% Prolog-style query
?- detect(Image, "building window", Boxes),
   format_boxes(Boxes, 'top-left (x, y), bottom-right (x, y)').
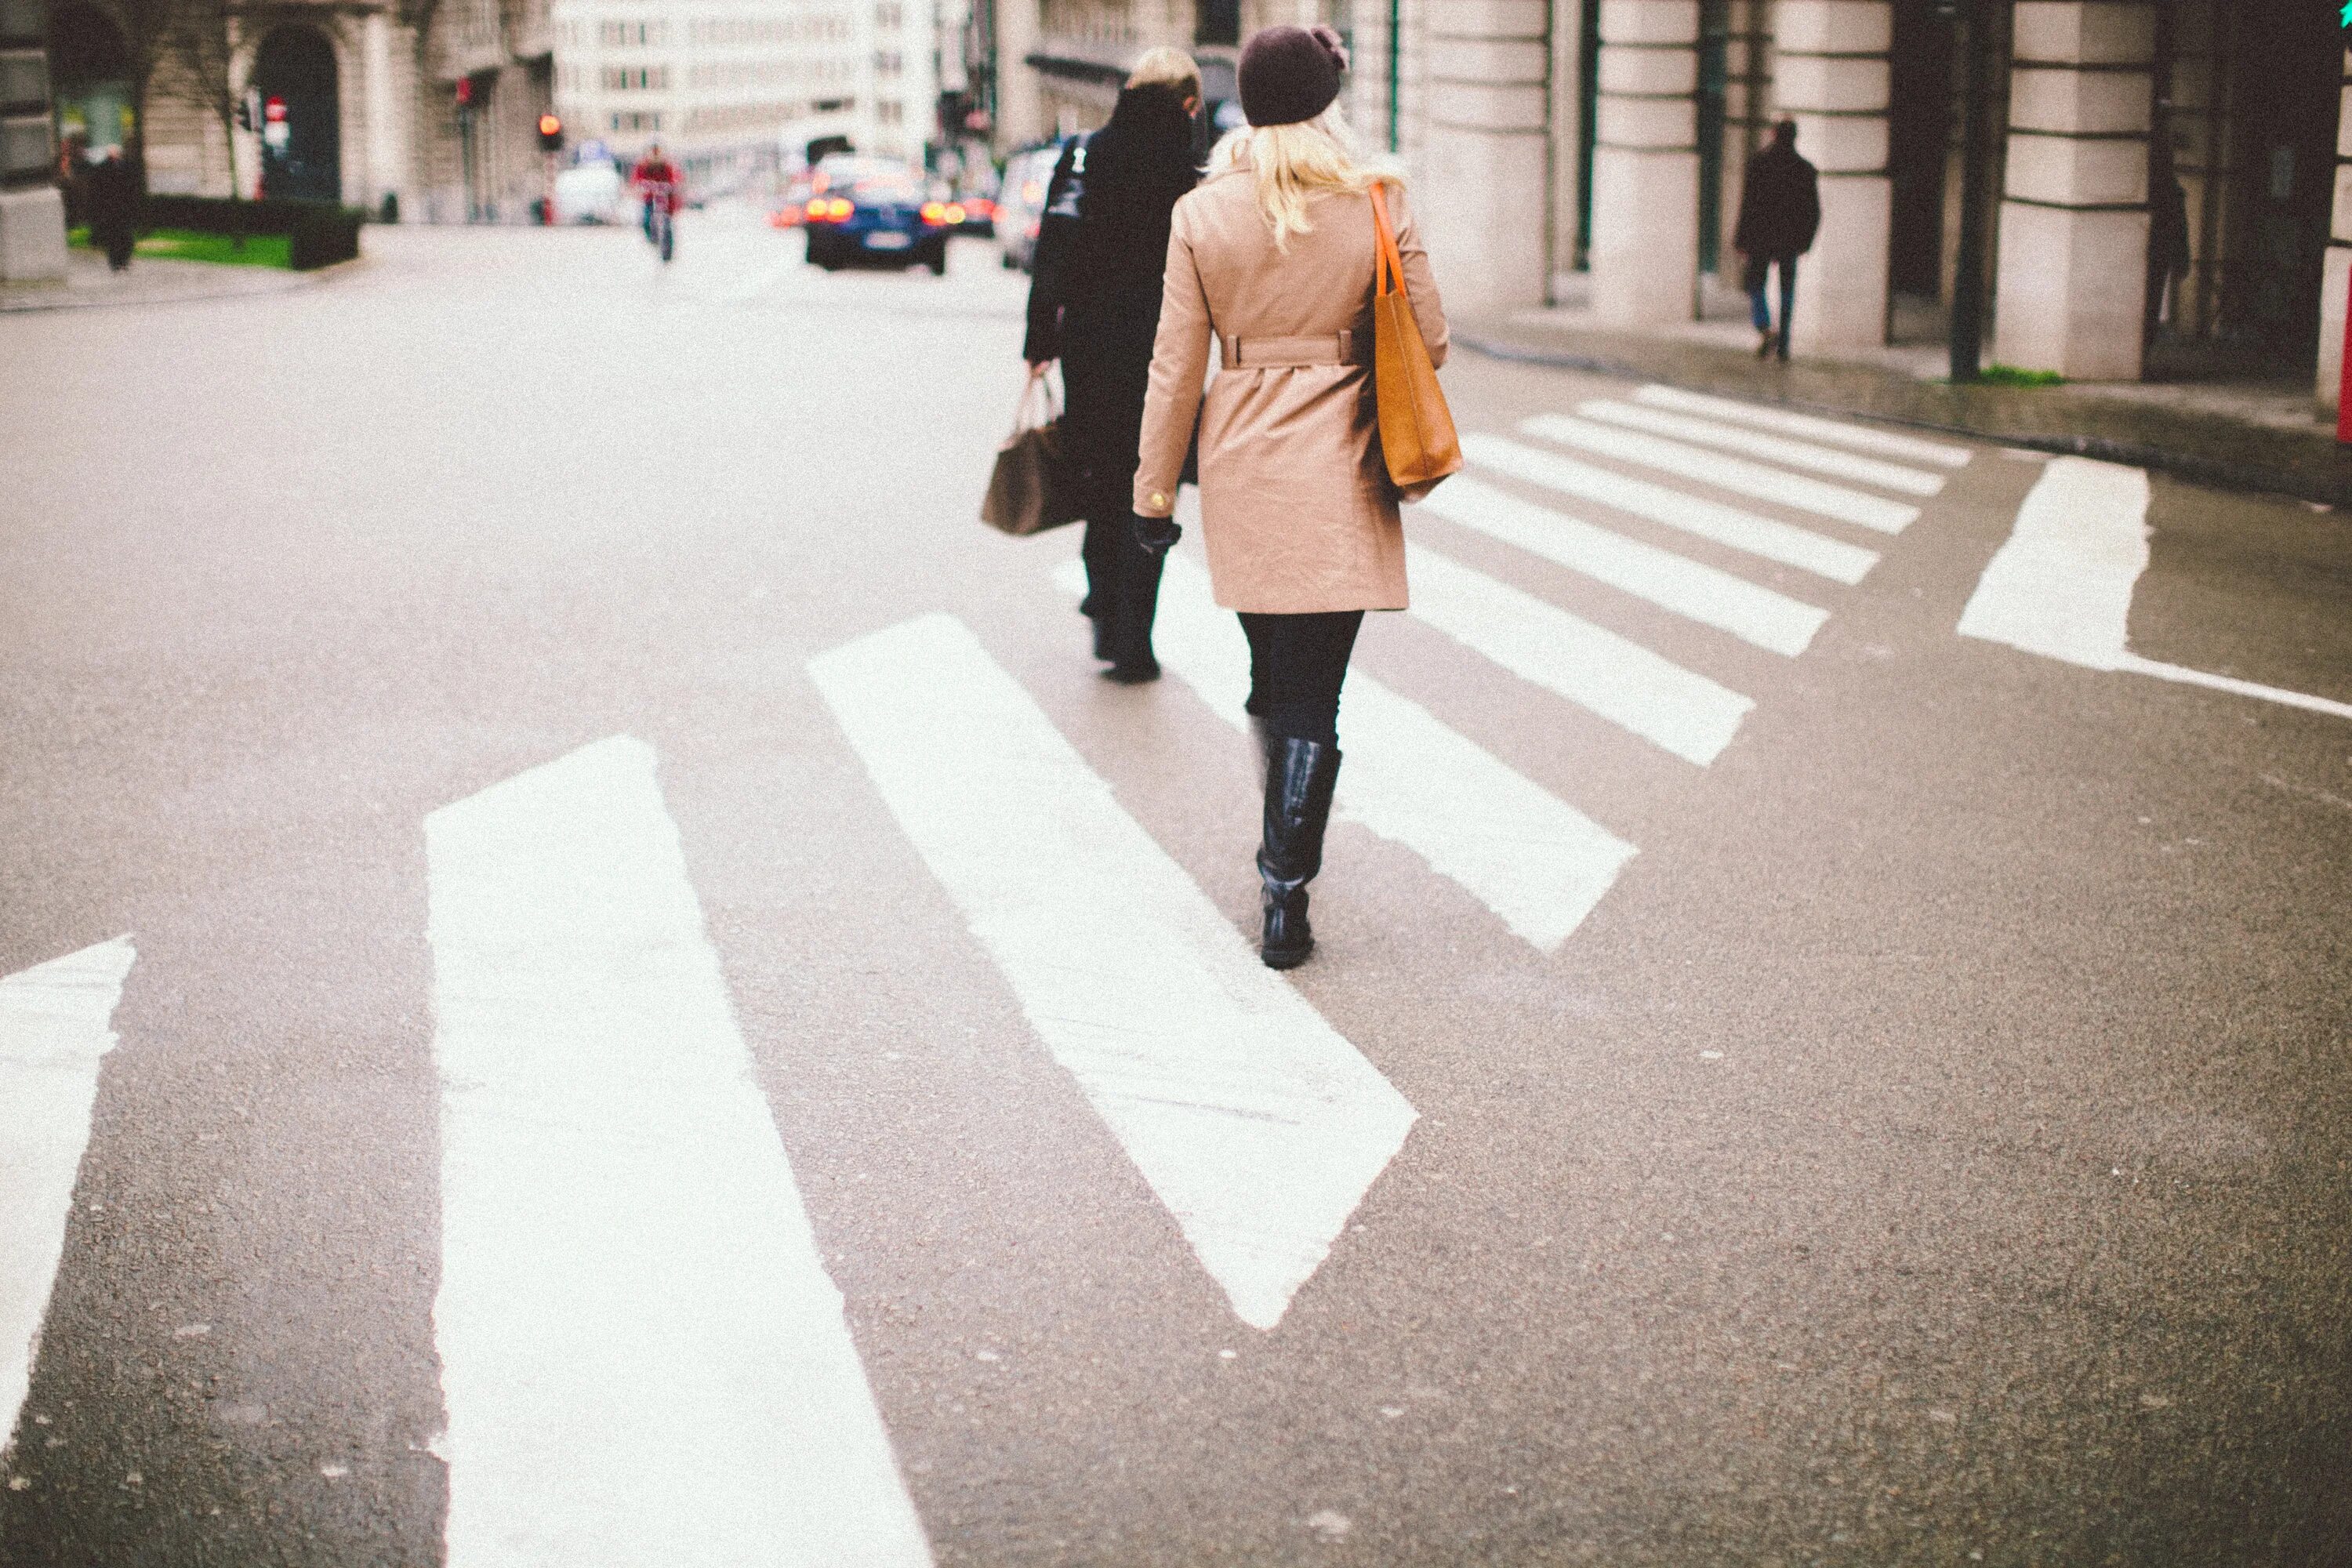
top-left (876, 50), bottom-right (902, 76)
top-left (877, 100), bottom-right (902, 125)
top-left (877, 2), bottom-right (902, 27)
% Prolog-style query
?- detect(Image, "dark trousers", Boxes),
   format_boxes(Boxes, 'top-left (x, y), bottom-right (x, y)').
top-left (1748, 255), bottom-right (1796, 354)
top-left (1080, 513), bottom-right (1164, 662)
top-left (1240, 610), bottom-right (1365, 746)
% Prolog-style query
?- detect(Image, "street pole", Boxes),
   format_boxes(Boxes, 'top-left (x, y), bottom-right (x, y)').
top-left (1947, 0), bottom-right (1994, 383)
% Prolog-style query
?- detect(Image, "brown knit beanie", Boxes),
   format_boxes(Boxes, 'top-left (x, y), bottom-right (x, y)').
top-left (1237, 24), bottom-right (1349, 127)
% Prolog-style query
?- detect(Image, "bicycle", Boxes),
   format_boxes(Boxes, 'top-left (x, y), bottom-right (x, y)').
top-left (641, 182), bottom-right (676, 263)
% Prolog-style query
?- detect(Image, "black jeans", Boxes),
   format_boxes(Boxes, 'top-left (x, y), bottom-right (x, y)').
top-left (1748, 255), bottom-right (1796, 354)
top-left (1080, 514), bottom-right (1164, 662)
top-left (1240, 611), bottom-right (1365, 746)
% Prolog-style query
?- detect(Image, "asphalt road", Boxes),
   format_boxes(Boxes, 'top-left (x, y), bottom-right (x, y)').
top-left (2, 209), bottom-right (2350, 1568)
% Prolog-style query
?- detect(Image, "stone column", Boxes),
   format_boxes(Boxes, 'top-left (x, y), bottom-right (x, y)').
top-left (1591, 0), bottom-right (1699, 326)
top-left (1415, 0), bottom-right (1550, 318)
top-left (0, 0), bottom-right (67, 282)
top-left (365, 9), bottom-right (408, 216)
top-left (2317, 49), bottom-right (2352, 411)
top-left (1993, 0), bottom-right (2155, 382)
top-left (1772, 0), bottom-right (1890, 354)
top-left (993, 0), bottom-right (1044, 148)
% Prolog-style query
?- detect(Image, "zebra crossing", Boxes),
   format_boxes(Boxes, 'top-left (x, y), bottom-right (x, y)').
top-left (0, 385), bottom-right (1973, 1563)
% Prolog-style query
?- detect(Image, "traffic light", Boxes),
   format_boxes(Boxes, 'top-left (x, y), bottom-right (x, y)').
top-left (538, 114), bottom-right (564, 153)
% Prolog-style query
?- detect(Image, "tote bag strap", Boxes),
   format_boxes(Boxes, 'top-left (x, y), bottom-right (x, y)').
top-left (1369, 182), bottom-right (1408, 303)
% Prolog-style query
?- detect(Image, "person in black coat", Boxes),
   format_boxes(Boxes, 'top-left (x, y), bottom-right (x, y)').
top-left (1023, 50), bottom-right (1203, 684)
top-left (1732, 120), bottom-right (1820, 361)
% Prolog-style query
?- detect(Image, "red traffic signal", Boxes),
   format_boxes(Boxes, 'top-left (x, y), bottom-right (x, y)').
top-left (263, 96), bottom-right (286, 122)
top-left (537, 113), bottom-right (564, 152)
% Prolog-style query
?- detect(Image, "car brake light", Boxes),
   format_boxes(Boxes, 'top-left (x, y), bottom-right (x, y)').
top-left (920, 201), bottom-right (948, 225)
top-left (946, 203), bottom-right (967, 224)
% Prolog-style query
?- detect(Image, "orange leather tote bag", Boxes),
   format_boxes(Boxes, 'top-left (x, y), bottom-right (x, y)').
top-left (1369, 183), bottom-right (1461, 492)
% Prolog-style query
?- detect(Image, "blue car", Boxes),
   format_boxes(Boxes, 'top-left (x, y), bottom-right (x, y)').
top-left (802, 158), bottom-right (952, 275)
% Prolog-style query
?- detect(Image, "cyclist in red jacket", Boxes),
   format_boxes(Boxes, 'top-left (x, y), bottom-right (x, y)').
top-left (630, 144), bottom-right (683, 229)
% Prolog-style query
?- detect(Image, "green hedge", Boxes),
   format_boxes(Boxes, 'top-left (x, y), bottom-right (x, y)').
top-left (136, 195), bottom-right (367, 270)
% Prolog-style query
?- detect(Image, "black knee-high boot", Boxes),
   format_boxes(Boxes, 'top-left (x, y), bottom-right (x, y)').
top-left (1257, 731), bottom-right (1341, 970)
top-left (1101, 546), bottom-right (1165, 684)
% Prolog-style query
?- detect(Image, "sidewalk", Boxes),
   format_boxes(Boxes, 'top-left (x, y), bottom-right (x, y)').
top-left (1, 248), bottom-right (329, 314)
top-left (1461, 281), bottom-right (2352, 506)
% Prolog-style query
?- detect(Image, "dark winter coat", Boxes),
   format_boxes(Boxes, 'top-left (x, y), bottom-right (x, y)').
top-left (1022, 82), bottom-right (1200, 518)
top-left (1732, 141), bottom-right (1820, 263)
top-left (84, 156), bottom-right (139, 247)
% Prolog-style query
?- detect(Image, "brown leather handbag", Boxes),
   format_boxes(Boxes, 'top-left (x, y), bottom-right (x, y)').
top-left (981, 367), bottom-right (1082, 535)
top-left (1368, 183), bottom-right (1462, 492)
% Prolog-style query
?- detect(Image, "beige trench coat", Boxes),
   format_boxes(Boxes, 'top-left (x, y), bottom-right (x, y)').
top-left (1132, 160), bottom-right (1449, 613)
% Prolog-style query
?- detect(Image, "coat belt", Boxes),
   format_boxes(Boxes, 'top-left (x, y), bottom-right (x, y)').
top-left (1220, 331), bottom-right (1365, 370)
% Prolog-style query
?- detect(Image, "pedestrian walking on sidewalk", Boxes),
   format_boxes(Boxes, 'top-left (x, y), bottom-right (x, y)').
top-left (85, 147), bottom-right (138, 274)
top-left (1733, 120), bottom-right (1820, 361)
top-left (1131, 23), bottom-right (1449, 970)
top-left (1023, 48), bottom-right (1204, 684)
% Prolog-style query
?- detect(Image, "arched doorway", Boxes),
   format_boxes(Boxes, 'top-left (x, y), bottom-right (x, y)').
top-left (253, 26), bottom-right (340, 202)
top-left (48, 3), bottom-right (133, 169)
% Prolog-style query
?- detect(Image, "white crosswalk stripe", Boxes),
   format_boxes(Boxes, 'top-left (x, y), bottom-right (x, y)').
top-left (1415, 473), bottom-right (1828, 657)
top-left (1057, 557), bottom-right (1638, 952)
top-left (2, 937), bottom-right (136, 1462)
top-left (1576, 398), bottom-right (1949, 496)
top-left (3, 388), bottom-right (1974, 1555)
top-left (1461, 432), bottom-right (1881, 584)
top-left (1405, 543), bottom-right (1754, 766)
top-left (1519, 414), bottom-right (1922, 534)
top-left (1632, 383), bottom-right (1973, 468)
top-left (426, 736), bottom-right (933, 1568)
top-left (810, 614), bottom-right (1417, 1331)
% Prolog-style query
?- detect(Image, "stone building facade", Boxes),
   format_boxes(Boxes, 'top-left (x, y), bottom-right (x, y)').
top-left (994, 2), bottom-right (2352, 403)
top-left (1359, 0), bottom-right (2352, 401)
top-left (991, 0), bottom-right (1348, 147)
top-left (2, 0), bottom-right (68, 279)
top-left (45, 0), bottom-right (555, 223)
top-left (551, 0), bottom-right (944, 183)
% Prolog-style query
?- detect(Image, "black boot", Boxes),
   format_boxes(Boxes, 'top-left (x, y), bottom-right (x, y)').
top-left (1100, 548), bottom-right (1165, 684)
top-left (1257, 734), bottom-right (1340, 970)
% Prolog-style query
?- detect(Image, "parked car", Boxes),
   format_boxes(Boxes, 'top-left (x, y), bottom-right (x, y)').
top-left (954, 194), bottom-right (997, 238)
top-left (993, 141), bottom-right (1066, 272)
top-left (553, 162), bottom-right (627, 225)
top-left (802, 160), bottom-right (953, 274)
top-left (768, 169), bottom-right (818, 227)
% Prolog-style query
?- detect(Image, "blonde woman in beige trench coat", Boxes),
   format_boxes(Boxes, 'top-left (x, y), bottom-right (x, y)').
top-left (1130, 22), bottom-right (1449, 971)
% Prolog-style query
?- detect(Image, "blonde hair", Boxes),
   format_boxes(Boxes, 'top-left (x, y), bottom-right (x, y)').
top-left (1127, 46), bottom-right (1202, 100)
top-left (1209, 100), bottom-right (1401, 248)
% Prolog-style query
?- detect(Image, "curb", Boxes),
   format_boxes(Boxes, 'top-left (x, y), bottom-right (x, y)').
top-left (0, 257), bottom-right (351, 316)
top-left (1457, 331), bottom-right (2352, 510)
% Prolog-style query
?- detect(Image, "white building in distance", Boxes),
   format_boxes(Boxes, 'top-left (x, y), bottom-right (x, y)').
top-left (552, 0), bottom-right (941, 188)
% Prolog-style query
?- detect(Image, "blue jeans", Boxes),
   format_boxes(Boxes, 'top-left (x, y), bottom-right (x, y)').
top-left (1748, 256), bottom-right (1796, 354)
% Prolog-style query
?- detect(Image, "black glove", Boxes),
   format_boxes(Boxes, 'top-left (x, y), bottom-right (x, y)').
top-left (1133, 513), bottom-right (1181, 557)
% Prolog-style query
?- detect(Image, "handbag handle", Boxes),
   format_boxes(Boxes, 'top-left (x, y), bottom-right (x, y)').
top-left (1011, 363), bottom-right (1060, 436)
top-left (1370, 182), bottom-right (1408, 303)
